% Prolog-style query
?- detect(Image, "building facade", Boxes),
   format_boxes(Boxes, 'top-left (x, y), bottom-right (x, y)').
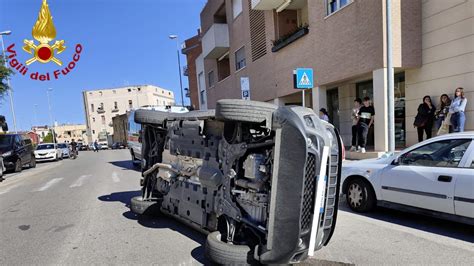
top-left (82, 85), bottom-right (175, 143)
top-left (54, 124), bottom-right (88, 144)
top-left (112, 113), bottom-right (129, 145)
top-left (182, 31), bottom-right (203, 110)
top-left (32, 125), bottom-right (50, 142)
top-left (189, 0), bottom-right (472, 153)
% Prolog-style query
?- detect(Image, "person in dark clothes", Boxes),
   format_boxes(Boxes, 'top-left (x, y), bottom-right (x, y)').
top-left (357, 97), bottom-right (375, 154)
top-left (350, 98), bottom-right (362, 152)
top-left (414, 95), bottom-right (435, 142)
top-left (434, 94), bottom-right (451, 131)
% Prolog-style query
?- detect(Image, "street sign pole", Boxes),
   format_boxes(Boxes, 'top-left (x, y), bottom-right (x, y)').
top-left (302, 89), bottom-right (305, 107)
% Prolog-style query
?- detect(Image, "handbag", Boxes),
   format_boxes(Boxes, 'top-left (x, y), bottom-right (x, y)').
top-left (413, 115), bottom-right (427, 128)
top-left (437, 113), bottom-right (451, 136)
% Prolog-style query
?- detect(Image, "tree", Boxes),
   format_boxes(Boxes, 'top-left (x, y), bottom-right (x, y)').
top-left (0, 55), bottom-right (14, 99)
top-left (43, 131), bottom-right (57, 143)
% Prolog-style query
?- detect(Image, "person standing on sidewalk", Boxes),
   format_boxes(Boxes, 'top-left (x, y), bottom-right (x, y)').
top-left (350, 98), bottom-right (362, 152)
top-left (414, 95), bottom-right (435, 142)
top-left (357, 97), bottom-right (375, 154)
top-left (94, 140), bottom-right (99, 152)
top-left (449, 87), bottom-right (467, 132)
top-left (434, 94), bottom-right (452, 131)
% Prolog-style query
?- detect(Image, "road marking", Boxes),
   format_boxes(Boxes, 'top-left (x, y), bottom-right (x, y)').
top-left (0, 184), bottom-right (19, 195)
top-left (112, 172), bottom-right (120, 183)
top-left (69, 175), bottom-right (92, 188)
top-left (33, 178), bottom-right (63, 192)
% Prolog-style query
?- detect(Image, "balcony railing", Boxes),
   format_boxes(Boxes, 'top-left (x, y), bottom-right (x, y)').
top-left (272, 25), bottom-right (309, 52)
top-left (111, 108), bottom-right (119, 113)
top-left (97, 108), bottom-right (105, 114)
top-left (202, 23), bottom-right (229, 59)
top-left (183, 65), bottom-right (189, 76)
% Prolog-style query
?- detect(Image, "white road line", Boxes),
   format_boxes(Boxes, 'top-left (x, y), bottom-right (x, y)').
top-left (0, 184), bottom-right (19, 195)
top-left (112, 172), bottom-right (120, 183)
top-left (33, 178), bottom-right (63, 192)
top-left (69, 175), bottom-right (92, 188)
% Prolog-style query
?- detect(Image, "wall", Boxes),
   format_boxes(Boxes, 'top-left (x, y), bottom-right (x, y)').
top-left (182, 34), bottom-right (202, 110)
top-left (405, 0), bottom-right (473, 146)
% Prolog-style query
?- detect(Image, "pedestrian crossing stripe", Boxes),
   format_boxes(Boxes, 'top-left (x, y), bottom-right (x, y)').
top-left (299, 72), bottom-right (311, 86)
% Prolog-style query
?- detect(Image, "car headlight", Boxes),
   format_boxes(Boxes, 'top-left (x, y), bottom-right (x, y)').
top-left (2, 151), bottom-right (12, 157)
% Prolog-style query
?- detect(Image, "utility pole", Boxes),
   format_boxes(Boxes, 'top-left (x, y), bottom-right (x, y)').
top-left (169, 35), bottom-right (185, 107)
top-left (0, 30), bottom-right (18, 133)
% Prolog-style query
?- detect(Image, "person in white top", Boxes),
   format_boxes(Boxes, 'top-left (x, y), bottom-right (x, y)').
top-left (449, 87), bottom-right (467, 132)
top-left (350, 98), bottom-right (362, 152)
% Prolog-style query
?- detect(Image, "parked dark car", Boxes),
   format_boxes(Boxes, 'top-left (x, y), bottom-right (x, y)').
top-left (111, 142), bottom-right (125, 149)
top-left (0, 134), bottom-right (36, 172)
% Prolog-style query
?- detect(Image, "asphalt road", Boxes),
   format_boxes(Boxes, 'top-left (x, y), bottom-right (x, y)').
top-left (0, 150), bottom-right (473, 265)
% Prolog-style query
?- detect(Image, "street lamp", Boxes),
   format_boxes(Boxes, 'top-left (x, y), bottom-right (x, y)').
top-left (169, 34), bottom-right (185, 107)
top-left (46, 88), bottom-right (56, 145)
top-left (0, 30), bottom-right (18, 133)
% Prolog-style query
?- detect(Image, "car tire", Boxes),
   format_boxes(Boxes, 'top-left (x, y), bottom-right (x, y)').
top-left (131, 150), bottom-right (140, 167)
top-left (215, 99), bottom-right (277, 125)
top-left (29, 157), bottom-right (36, 168)
top-left (130, 196), bottom-right (161, 216)
top-left (134, 109), bottom-right (168, 125)
top-left (205, 231), bottom-right (254, 265)
top-left (346, 178), bottom-right (376, 212)
top-left (14, 159), bottom-right (22, 173)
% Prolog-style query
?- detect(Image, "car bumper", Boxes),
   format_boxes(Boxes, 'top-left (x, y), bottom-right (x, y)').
top-left (257, 107), bottom-right (342, 264)
top-left (35, 155), bottom-right (56, 161)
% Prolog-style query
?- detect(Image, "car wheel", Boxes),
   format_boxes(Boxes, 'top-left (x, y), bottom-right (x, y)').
top-left (14, 159), bottom-right (22, 173)
top-left (205, 231), bottom-right (253, 265)
top-left (130, 196), bottom-right (161, 216)
top-left (346, 178), bottom-right (376, 212)
top-left (134, 109), bottom-right (168, 125)
top-left (131, 151), bottom-right (140, 167)
top-left (29, 157), bottom-right (36, 168)
top-left (215, 99), bottom-right (277, 125)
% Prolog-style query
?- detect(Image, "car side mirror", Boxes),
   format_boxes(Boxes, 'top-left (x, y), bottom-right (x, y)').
top-left (392, 156), bottom-right (402, 166)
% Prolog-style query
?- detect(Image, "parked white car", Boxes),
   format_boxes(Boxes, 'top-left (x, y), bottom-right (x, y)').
top-left (57, 143), bottom-right (70, 158)
top-left (341, 132), bottom-right (474, 225)
top-left (34, 143), bottom-right (63, 162)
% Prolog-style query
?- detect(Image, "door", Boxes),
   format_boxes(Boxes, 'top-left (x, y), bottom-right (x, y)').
top-left (454, 142), bottom-right (474, 218)
top-left (14, 135), bottom-right (27, 164)
top-left (326, 88), bottom-right (339, 130)
top-left (380, 138), bottom-right (472, 214)
top-left (356, 81), bottom-right (374, 148)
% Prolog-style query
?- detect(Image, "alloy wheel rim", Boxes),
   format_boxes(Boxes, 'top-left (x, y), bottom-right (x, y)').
top-left (348, 183), bottom-right (363, 208)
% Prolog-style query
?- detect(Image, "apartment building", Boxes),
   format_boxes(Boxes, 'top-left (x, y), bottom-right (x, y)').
top-left (82, 85), bottom-right (175, 143)
top-left (182, 31), bottom-right (203, 110)
top-left (32, 125), bottom-right (50, 142)
top-left (54, 124), bottom-right (87, 144)
top-left (189, 0), bottom-right (472, 154)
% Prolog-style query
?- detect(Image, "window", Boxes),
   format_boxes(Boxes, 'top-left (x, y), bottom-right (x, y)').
top-left (101, 115), bottom-right (106, 125)
top-left (217, 53), bottom-right (230, 81)
top-left (327, 0), bottom-right (350, 15)
top-left (200, 90), bottom-right (206, 105)
top-left (163, 100), bottom-right (166, 105)
top-left (113, 90), bottom-right (116, 94)
top-left (91, 104), bottom-right (94, 112)
top-left (235, 47), bottom-right (246, 71)
top-left (208, 71), bottom-right (215, 87)
top-left (129, 100), bottom-right (133, 109)
top-left (232, 0), bottom-right (242, 19)
top-left (114, 101), bottom-right (118, 109)
top-left (92, 130), bottom-right (95, 134)
top-left (92, 117), bottom-right (96, 122)
top-left (137, 87), bottom-right (141, 91)
top-left (400, 139), bottom-right (472, 168)
top-left (99, 91), bottom-right (103, 96)
top-left (100, 103), bottom-right (104, 109)
top-left (128, 88), bottom-right (131, 92)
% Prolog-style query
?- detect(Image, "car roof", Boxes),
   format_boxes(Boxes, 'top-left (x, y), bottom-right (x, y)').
top-left (426, 132), bottom-right (474, 141)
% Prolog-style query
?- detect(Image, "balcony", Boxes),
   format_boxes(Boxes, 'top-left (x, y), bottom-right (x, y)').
top-left (97, 108), bottom-right (105, 114)
top-left (202, 23), bottom-right (229, 59)
top-left (251, 0), bottom-right (307, 11)
top-left (111, 108), bottom-right (119, 113)
top-left (183, 65), bottom-right (189, 76)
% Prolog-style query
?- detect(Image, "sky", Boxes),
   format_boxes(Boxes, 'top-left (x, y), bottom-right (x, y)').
top-left (0, 0), bottom-right (206, 131)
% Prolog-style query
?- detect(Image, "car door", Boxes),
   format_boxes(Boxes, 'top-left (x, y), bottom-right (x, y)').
top-left (454, 140), bottom-right (474, 218)
top-left (15, 136), bottom-right (27, 164)
top-left (379, 138), bottom-right (472, 214)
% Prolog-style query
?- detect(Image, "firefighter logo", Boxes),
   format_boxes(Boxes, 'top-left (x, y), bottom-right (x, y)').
top-left (22, 0), bottom-right (66, 66)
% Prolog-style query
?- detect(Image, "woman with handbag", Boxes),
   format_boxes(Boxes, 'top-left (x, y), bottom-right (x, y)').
top-left (449, 87), bottom-right (467, 132)
top-left (434, 94), bottom-right (452, 131)
top-left (414, 96), bottom-right (435, 142)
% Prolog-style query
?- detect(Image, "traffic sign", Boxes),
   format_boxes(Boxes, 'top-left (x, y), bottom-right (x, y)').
top-left (295, 68), bottom-right (314, 89)
top-left (240, 77), bottom-right (250, 100)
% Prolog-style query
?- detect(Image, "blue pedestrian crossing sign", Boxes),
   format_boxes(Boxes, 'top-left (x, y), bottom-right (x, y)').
top-left (295, 68), bottom-right (314, 89)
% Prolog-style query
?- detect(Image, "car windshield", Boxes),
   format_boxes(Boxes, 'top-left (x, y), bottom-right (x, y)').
top-left (0, 135), bottom-right (14, 152)
top-left (37, 144), bottom-right (55, 150)
top-left (58, 144), bottom-right (67, 148)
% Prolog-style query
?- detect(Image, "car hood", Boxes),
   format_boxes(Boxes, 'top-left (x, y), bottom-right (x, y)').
top-left (343, 153), bottom-right (398, 172)
top-left (35, 149), bottom-right (56, 153)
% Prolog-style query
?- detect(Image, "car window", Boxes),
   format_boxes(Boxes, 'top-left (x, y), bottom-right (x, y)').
top-left (15, 135), bottom-right (23, 147)
top-left (401, 139), bottom-right (472, 168)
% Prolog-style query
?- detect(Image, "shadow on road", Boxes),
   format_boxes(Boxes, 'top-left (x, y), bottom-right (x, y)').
top-left (98, 190), bottom-right (207, 264)
top-left (108, 160), bottom-right (140, 171)
top-left (338, 200), bottom-right (474, 243)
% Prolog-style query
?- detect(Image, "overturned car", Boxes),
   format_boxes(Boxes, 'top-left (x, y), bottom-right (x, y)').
top-left (130, 99), bottom-right (342, 264)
